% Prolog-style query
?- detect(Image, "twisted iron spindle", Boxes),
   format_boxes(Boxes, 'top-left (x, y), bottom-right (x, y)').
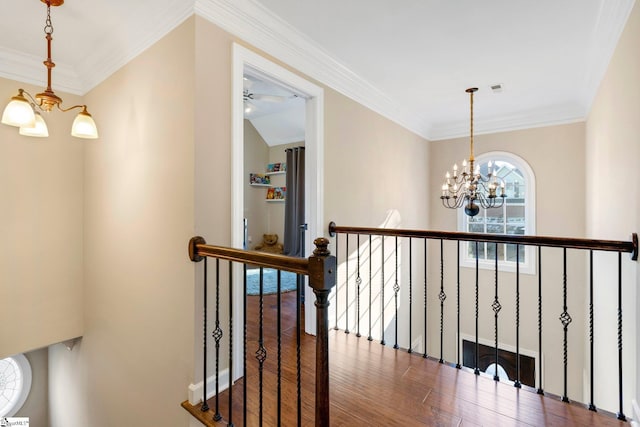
top-left (393, 236), bottom-right (400, 350)
top-left (588, 250), bottom-right (596, 411)
top-left (474, 240), bottom-right (480, 375)
top-left (212, 260), bottom-right (223, 420)
top-left (617, 252), bottom-right (626, 421)
top-left (514, 244), bottom-right (521, 388)
top-left (439, 239), bottom-right (446, 364)
top-left (537, 246), bottom-right (543, 395)
top-left (560, 248), bottom-right (571, 403)
top-left (424, 238), bottom-right (429, 359)
top-left (256, 268), bottom-right (266, 425)
top-left (368, 235), bottom-right (373, 341)
top-left (201, 258), bottom-right (210, 412)
top-left (356, 234), bottom-right (362, 338)
top-left (492, 243), bottom-right (501, 381)
top-left (345, 234), bottom-right (350, 334)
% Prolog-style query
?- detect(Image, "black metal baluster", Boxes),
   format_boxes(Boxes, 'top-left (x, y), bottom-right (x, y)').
top-left (256, 267), bottom-right (266, 426)
top-left (334, 233), bottom-right (339, 330)
top-left (424, 238), bottom-right (429, 359)
top-left (492, 242), bottom-right (500, 381)
top-left (228, 261), bottom-right (234, 427)
top-left (393, 236), bottom-right (400, 350)
top-left (537, 246), bottom-right (544, 395)
top-left (616, 252), bottom-right (626, 421)
top-left (296, 264), bottom-right (302, 427)
top-left (514, 244), bottom-right (521, 388)
top-left (559, 248), bottom-right (572, 403)
top-left (381, 236), bottom-right (386, 346)
top-left (356, 234), bottom-right (362, 338)
top-left (345, 234), bottom-right (350, 334)
top-left (588, 250), bottom-right (596, 411)
top-left (456, 241), bottom-right (460, 368)
top-left (212, 261), bottom-right (223, 420)
top-left (277, 270), bottom-right (282, 426)
top-left (439, 239), bottom-right (446, 364)
top-left (368, 235), bottom-right (373, 341)
top-left (243, 264), bottom-right (248, 426)
top-left (202, 258), bottom-right (210, 412)
top-left (475, 240), bottom-right (480, 375)
top-left (409, 237), bottom-right (413, 353)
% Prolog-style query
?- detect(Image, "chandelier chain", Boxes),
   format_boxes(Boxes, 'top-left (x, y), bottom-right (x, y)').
top-left (44, 4), bottom-right (54, 35)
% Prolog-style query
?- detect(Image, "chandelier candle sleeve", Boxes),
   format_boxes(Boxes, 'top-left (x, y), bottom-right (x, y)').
top-left (440, 87), bottom-right (506, 217)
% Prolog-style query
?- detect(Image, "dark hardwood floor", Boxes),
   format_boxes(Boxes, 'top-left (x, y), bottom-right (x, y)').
top-left (183, 291), bottom-right (626, 426)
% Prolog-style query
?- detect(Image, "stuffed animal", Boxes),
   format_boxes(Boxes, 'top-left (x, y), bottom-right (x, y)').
top-left (254, 233), bottom-right (284, 254)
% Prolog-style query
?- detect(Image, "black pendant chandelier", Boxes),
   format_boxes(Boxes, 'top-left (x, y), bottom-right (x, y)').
top-left (440, 88), bottom-right (505, 216)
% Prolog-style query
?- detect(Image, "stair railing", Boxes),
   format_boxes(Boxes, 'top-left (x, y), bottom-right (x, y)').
top-left (188, 236), bottom-right (336, 427)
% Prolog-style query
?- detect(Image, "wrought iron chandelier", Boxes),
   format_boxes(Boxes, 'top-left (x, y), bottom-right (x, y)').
top-left (440, 88), bottom-right (505, 216)
top-left (1, 0), bottom-right (98, 139)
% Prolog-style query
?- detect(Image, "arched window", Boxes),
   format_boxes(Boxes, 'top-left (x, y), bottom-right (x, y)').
top-left (458, 151), bottom-right (536, 274)
top-left (0, 354), bottom-right (32, 417)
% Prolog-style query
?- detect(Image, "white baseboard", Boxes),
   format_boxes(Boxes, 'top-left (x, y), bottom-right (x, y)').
top-left (630, 399), bottom-right (639, 427)
top-left (187, 369), bottom-right (230, 405)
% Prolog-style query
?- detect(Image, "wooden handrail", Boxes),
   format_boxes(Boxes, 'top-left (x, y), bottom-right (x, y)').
top-left (328, 222), bottom-right (638, 260)
top-left (189, 236), bottom-right (311, 274)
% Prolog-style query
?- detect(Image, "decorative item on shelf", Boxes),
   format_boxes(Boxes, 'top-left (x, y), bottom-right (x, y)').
top-left (266, 162), bottom-right (286, 173)
top-left (440, 88), bottom-right (505, 217)
top-left (273, 186), bottom-right (286, 200)
top-left (250, 173), bottom-right (271, 185)
top-left (1, 0), bottom-right (99, 139)
top-left (266, 186), bottom-right (286, 201)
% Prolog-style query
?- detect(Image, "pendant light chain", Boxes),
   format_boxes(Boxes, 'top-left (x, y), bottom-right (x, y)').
top-left (44, 3), bottom-right (54, 35)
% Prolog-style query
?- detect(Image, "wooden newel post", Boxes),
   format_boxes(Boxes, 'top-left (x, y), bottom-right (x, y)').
top-left (308, 237), bottom-right (337, 427)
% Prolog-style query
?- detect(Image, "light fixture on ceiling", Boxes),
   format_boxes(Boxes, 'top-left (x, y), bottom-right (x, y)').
top-left (1, 0), bottom-right (98, 139)
top-left (440, 88), bottom-right (505, 216)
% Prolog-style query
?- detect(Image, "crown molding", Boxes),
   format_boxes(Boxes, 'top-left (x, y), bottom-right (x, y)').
top-left (195, 0), bottom-right (429, 139)
top-left (428, 105), bottom-right (587, 141)
top-left (581, 0), bottom-right (636, 113)
top-left (0, 46), bottom-right (83, 95)
top-left (78, 0), bottom-right (194, 94)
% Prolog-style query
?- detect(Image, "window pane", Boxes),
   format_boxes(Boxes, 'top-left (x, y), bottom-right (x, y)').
top-left (468, 241), bottom-right (486, 259)
top-left (460, 155), bottom-right (533, 269)
top-left (469, 224), bottom-right (484, 233)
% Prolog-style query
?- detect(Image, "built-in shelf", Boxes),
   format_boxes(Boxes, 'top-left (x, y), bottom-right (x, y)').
top-left (265, 171), bottom-right (286, 176)
top-left (266, 199), bottom-right (285, 202)
top-left (250, 183), bottom-right (271, 187)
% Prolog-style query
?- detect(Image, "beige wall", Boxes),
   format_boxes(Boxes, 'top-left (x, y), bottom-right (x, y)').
top-left (586, 1), bottom-right (639, 415)
top-left (243, 120), bottom-right (269, 248)
top-left (0, 77), bottom-right (84, 359)
top-left (48, 17), bottom-right (196, 427)
top-left (428, 123), bottom-right (588, 400)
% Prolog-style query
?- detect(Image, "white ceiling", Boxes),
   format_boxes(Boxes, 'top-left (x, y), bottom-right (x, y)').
top-left (0, 0), bottom-right (635, 140)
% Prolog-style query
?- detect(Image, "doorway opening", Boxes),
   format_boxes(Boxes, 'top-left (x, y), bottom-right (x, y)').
top-left (231, 44), bottom-right (324, 381)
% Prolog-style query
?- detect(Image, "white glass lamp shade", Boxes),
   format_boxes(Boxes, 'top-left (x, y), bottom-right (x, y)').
top-left (71, 110), bottom-right (98, 139)
top-left (2, 92), bottom-right (36, 127)
top-left (19, 111), bottom-right (49, 137)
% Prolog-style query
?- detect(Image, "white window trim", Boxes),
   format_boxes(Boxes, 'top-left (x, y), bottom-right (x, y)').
top-left (457, 151), bottom-right (536, 275)
top-left (0, 354), bottom-right (32, 417)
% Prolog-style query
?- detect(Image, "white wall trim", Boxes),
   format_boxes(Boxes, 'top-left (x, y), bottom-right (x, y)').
top-left (187, 368), bottom-right (230, 406)
top-left (631, 398), bottom-right (639, 426)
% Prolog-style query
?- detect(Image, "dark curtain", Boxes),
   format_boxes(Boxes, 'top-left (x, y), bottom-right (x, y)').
top-left (283, 147), bottom-right (305, 256)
